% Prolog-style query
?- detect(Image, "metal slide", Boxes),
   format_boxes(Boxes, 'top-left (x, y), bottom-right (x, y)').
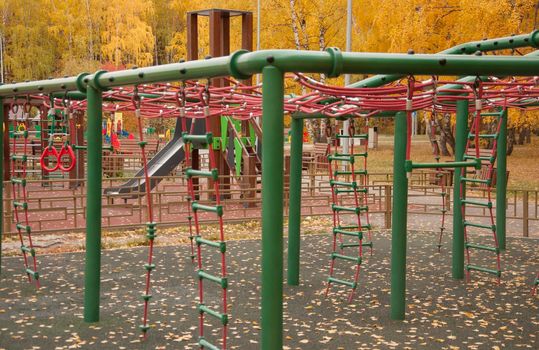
top-left (104, 118), bottom-right (205, 197)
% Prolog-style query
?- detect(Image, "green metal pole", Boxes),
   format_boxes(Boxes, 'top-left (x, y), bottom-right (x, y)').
top-left (287, 117), bottom-right (303, 286)
top-left (452, 99), bottom-right (469, 279)
top-left (390, 111), bottom-right (408, 320)
top-left (496, 109), bottom-right (508, 251)
top-left (261, 65), bottom-right (284, 350)
top-left (83, 85), bottom-right (103, 323)
top-left (0, 99), bottom-right (3, 276)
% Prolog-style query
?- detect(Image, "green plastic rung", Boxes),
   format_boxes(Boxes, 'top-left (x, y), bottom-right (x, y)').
top-left (192, 202), bottom-right (223, 217)
top-left (186, 168), bottom-right (219, 181)
top-left (330, 180), bottom-right (357, 188)
top-left (336, 133), bottom-right (368, 139)
top-left (463, 154), bottom-right (495, 163)
top-left (25, 268), bottom-right (39, 279)
top-left (332, 204), bottom-right (367, 214)
top-left (144, 263), bottom-right (156, 271)
top-left (11, 178), bottom-right (27, 186)
top-left (331, 252), bottom-right (361, 264)
top-left (328, 155), bottom-right (354, 163)
top-left (461, 177), bottom-right (490, 185)
top-left (334, 188), bottom-right (368, 195)
top-left (183, 132), bottom-right (213, 145)
top-left (195, 237), bottom-right (226, 253)
top-left (13, 131), bottom-right (29, 138)
top-left (335, 152), bottom-right (367, 158)
top-left (198, 338), bottom-right (220, 350)
top-left (465, 242), bottom-right (499, 253)
top-left (141, 294), bottom-right (152, 301)
top-left (340, 242), bottom-right (373, 249)
top-left (327, 277), bottom-right (356, 288)
top-left (198, 304), bottom-right (228, 325)
top-left (21, 245), bottom-right (36, 256)
top-left (466, 264), bottom-right (501, 277)
top-left (480, 112), bottom-right (503, 117)
top-left (332, 227), bottom-right (363, 238)
top-left (462, 199), bottom-right (492, 208)
top-left (463, 221), bottom-right (495, 231)
top-left (13, 201), bottom-right (28, 209)
top-left (198, 270), bottom-right (228, 289)
top-left (468, 133), bottom-right (498, 139)
top-left (339, 224), bottom-right (371, 230)
top-left (146, 222), bottom-right (157, 240)
top-left (334, 170), bottom-right (367, 176)
top-left (11, 154), bottom-right (27, 162)
top-left (139, 325), bottom-right (151, 332)
top-left (138, 141), bottom-right (148, 147)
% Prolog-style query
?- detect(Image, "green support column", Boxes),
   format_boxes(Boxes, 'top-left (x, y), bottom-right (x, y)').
top-left (496, 109), bottom-right (508, 251)
top-left (287, 117), bottom-right (303, 286)
top-left (0, 98), bottom-right (3, 275)
top-left (261, 65), bottom-right (284, 350)
top-left (452, 99), bottom-right (469, 279)
top-left (390, 111), bottom-right (408, 320)
top-left (84, 85), bottom-right (103, 322)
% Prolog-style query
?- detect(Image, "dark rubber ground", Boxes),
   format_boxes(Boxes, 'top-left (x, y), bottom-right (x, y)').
top-left (0, 231), bottom-right (537, 349)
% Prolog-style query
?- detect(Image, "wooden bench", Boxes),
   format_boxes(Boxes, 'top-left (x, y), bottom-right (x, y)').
top-left (302, 143), bottom-right (329, 172)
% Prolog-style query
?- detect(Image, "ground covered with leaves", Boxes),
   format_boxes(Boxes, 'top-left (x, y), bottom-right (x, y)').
top-left (0, 230), bottom-right (537, 349)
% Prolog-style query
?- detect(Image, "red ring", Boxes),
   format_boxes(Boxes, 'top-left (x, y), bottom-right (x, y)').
top-left (58, 145), bottom-right (76, 172)
top-left (40, 146), bottom-right (60, 172)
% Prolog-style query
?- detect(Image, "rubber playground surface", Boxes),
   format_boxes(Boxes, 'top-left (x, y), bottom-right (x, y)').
top-left (0, 231), bottom-right (537, 349)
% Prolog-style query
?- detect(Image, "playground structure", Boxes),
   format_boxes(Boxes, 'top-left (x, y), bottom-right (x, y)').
top-left (1, 9), bottom-right (539, 349)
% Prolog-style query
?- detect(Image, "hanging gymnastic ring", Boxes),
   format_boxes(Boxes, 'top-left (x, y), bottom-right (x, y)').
top-left (40, 146), bottom-right (60, 172)
top-left (58, 144), bottom-right (76, 172)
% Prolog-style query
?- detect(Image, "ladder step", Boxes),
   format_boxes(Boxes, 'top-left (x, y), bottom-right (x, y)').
top-left (463, 154), bottom-right (495, 163)
top-left (335, 188), bottom-right (368, 195)
top-left (480, 112), bottom-right (503, 117)
top-left (466, 264), bottom-right (501, 277)
top-left (13, 201), bottom-right (28, 209)
top-left (331, 252), bottom-right (362, 264)
top-left (465, 242), bottom-right (499, 253)
top-left (198, 270), bottom-right (228, 289)
top-left (198, 304), bottom-right (228, 325)
top-left (25, 268), bottom-right (39, 279)
top-left (468, 133), bottom-right (498, 139)
top-left (328, 155), bottom-right (354, 163)
top-left (327, 277), bottom-right (356, 288)
top-left (183, 133), bottom-right (213, 145)
top-left (192, 202), bottom-right (223, 217)
top-left (463, 221), bottom-right (495, 231)
top-left (334, 170), bottom-right (367, 176)
top-left (461, 177), bottom-right (490, 185)
top-left (12, 131), bottom-right (29, 138)
top-left (461, 199), bottom-right (492, 208)
top-left (11, 155), bottom-right (28, 161)
top-left (333, 227), bottom-right (363, 238)
top-left (16, 223), bottom-right (31, 233)
top-left (332, 204), bottom-right (368, 214)
top-left (20, 245), bottom-right (36, 256)
top-left (330, 180), bottom-right (357, 188)
top-left (186, 168), bottom-right (219, 180)
top-left (195, 237), bottom-right (226, 253)
top-left (336, 133), bottom-right (368, 139)
top-left (198, 338), bottom-right (221, 350)
top-left (11, 178), bottom-right (27, 186)
top-left (335, 152), bottom-right (367, 157)
top-left (340, 242), bottom-right (373, 249)
top-left (339, 224), bottom-right (372, 230)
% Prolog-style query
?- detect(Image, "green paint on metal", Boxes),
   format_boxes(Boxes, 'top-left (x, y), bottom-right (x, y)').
top-left (0, 98), bottom-right (3, 275)
top-left (83, 86), bottom-right (103, 323)
top-left (452, 99), bottom-right (469, 280)
top-left (261, 66), bottom-right (284, 350)
top-left (234, 137), bottom-right (242, 176)
top-left (390, 111), bottom-right (408, 320)
top-left (221, 116), bottom-right (228, 151)
top-left (496, 109), bottom-right (508, 250)
top-left (287, 117), bottom-right (303, 286)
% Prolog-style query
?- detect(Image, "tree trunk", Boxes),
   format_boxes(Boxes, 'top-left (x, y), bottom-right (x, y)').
top-left (507, 127), bottom-right (515, 155)
top-left (436, 113), bottom-right (455, 156)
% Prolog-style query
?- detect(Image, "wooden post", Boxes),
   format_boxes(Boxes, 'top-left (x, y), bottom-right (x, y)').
top-left (523, 190), bottom-right (529, 238)
top-left (385, 184), bottom-right (392, 229)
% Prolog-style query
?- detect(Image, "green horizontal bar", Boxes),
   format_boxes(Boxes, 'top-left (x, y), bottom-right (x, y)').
top-left (468, 133), bottom-right (498, 139)
top-left (331, 204), bottom-right (368, 214)
top-left (192, 202), bottom-right (223, 217)
top-left (466, 264), bottom-right (501, 277)
top-left (13, 201), bottom-right (28, 209)
top-left (461, 177), bottom-right (490, 185)
top-left (405, 159), bottom-right (481, 172)
top-left (12, 131), bottom-right (29, 138)
top-left (331, 252), bottom-right (362, 264)
top-left (332, 227), bottom-right (363, 238)
top-left (480, 112), bottom-right (503, 117)
top-left (463, 221), bottom-right (495, 230)
top-left (336, 134), bottom-right (368, 139)
top-left (338, 224), bottom-right (371, 230)
top-left (25, 268), bottom-right (39, 279)
top-left (21, 245), bottom-right (36, 256)
top-left (334, 188), bottom-right (368, 195)
top-left (195, 237), bottom-right (227, 253)
top-left (16, 223), bottom-right (31, 233)
top-left (11, 155), bottom-right (27, 161)
top-left (186, 168), bottom-right (219, 181)
top-left (465, 242), bottom-right (499, 253)
top-left (183, 133), bottom-right (213, 145)
top-left (198, 338), bottom-right (220, 350)
top-left (462, 199), bottom-right (492, 208)
top-left (328, 155), bottom-right (354, 163)
top-left (334, 170), bottom-right (367, 176)
top-left (327, 277), bottom-right (356, 288)
top-left (198, 270), bottom-right (228, 289)
top-left (11, 178), bottom-right (26, 186)
top-left (198, 304), bottom-right (228, 325)
top-left (340, 242), bottom-right (373, 249)
top-left (330, 180), bottom-right (357, 188)
top-left (463, 154), bottom-right (495, 163)
top-left (335, 152), bottom-right (367, 157)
